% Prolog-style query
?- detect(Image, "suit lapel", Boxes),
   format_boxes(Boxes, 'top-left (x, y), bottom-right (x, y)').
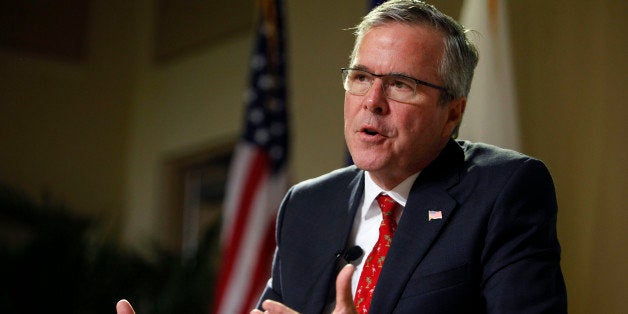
top-left (345, 169), bottom-right (366, 238)
top-left (301, 168), bottom-right (364, 313)
top-left (369, 140), bottom-right (464, 313)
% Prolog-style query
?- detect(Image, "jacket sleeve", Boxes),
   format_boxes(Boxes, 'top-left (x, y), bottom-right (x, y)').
top-left (254, 187), bottom-right (292, 310)
top-left (481, 158), bottom-right (567, 313)
top-left (255, 247), bottom-right (283, 307)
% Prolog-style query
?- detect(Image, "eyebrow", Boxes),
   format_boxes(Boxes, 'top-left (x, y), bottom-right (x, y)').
top-left (350, 64), bottom-right (418, 80)
top-left (350, 64), bottom-right (370, 72)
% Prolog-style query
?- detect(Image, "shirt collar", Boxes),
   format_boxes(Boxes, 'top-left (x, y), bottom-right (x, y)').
top-left (363, 171), bottom-right (421, 218)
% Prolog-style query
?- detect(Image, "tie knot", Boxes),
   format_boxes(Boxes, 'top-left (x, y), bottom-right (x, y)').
top-left (376, 194), bottom-right (397, 218)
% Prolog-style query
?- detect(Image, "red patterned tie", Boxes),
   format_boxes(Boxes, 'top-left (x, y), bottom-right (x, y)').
top-left (354, 194), bottom-right (399, 314)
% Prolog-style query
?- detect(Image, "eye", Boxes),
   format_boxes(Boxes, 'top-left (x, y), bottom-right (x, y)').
top-left (350, 72), bottom-right (370, 83)
top-left (389, 76), bottom-right (414, 92)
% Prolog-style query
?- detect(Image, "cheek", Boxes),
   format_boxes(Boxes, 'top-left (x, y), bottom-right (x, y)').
top-left (344, 94), bottom-right (361, 123)
top-left (398, 107), bottom-right (430, 131)
top-left (343, 94), bottom-right (351, 117)
top-left (343, 98), bottom-right (354, 134)
top-left (399, 109), bottom-right (444, 141)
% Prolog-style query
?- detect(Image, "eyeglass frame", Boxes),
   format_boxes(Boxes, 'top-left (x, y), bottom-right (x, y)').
top-left (340, 67), bottom-right (450, 102)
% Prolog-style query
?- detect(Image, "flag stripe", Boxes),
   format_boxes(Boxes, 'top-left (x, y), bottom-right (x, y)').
top-left (214, 146), bottom-right (283, 313)
top-left (240, 215), bottom-right (277, 313)
top-left (220, 172), bottom-right (274, 313)
top-left (213, 0), bottom-right (288, 312)
top-left (224, 150), bottom-right (269, 268)
top-left (214, 148), bottom-right (270, 313)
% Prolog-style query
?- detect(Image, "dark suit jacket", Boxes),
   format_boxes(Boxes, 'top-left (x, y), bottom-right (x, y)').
top-left (257, 140), bottom-right (567, 313)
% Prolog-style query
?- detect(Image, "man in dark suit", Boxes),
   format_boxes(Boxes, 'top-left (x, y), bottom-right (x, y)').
top-left (251, 0), bottom-right (567, 313)
top-left (116, 1), bottom-right (566, 314)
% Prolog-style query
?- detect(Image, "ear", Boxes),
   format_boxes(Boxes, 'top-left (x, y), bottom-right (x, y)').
top-left (441, 97), bottom-right (466, 138)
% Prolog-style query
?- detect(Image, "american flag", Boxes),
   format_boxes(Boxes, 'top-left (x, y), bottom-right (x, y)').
top-left (212, 0), bottom-right (289, 313)
top-left (428, 210), bottom-right (443, 221)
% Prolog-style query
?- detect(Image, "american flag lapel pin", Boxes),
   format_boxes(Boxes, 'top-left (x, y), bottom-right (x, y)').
top-left (428, 210), bottom-right (443, 221)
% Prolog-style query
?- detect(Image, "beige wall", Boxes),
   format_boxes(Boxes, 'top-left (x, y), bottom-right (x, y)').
top-left (121, 0), bottom-right (254, 249)
top-left (0, 0), bottom-right (139, 223)
top-left (1, 0), bottom-right (626, 312)
top-left (509, 2), bottom-right (628, 312)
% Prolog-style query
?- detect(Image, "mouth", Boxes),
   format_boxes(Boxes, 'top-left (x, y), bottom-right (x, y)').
top-left (360, 126), bottom-right (383, 137)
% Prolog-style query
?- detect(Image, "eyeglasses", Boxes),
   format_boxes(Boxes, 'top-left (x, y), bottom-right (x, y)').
top-left (341, 68), bottom-right (449, 103)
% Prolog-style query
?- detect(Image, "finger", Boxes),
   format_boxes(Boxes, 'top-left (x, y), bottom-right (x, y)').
top-left (250, 309), bottom-right (265, 314)
top-left (262, 299), bottom-right (300, 313)
top-left (116, 299), bottom-right (135, 314)
top-left (333, 264), bottom-right (357, 314)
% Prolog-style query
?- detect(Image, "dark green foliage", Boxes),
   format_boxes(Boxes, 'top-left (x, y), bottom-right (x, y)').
top-left (0, 184), bottom-right (220, 314)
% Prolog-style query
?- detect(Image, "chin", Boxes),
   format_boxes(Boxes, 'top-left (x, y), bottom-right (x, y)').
top-left (351, 156), bottom-right (385, 172)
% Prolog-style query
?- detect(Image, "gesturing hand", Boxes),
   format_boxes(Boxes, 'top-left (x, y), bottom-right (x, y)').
top-left (116, 299), bottom-right (135, 314)
top-left (330, 264), bottom-right (358, 314)
top-left (250, 264), bottom-right (358, 314)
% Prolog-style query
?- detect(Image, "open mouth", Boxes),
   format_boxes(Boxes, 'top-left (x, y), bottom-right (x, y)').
top-left (361, 127), bottom-right (380, 136)
top-left (364, 129), bottom-right (378, 136)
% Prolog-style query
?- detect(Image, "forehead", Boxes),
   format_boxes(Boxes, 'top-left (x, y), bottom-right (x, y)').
top-left (353, 23), bottom-right (444, 78)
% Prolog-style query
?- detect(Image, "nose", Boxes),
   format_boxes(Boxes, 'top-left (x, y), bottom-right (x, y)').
top-left (362, 78), bottom-right (390, 115)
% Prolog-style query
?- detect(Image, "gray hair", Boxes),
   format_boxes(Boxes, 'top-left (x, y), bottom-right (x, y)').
top-left (350, 0), bottom-right (479, 106)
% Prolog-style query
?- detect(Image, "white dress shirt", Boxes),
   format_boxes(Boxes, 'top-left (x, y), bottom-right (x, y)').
top-left (348, 171), bottom-right (421, 296)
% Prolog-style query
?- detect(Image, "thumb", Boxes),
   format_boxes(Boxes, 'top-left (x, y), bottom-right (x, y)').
top-left (333, 264), bottom-right (358, 314)
top-left (116, 299), bottom-right (135, 314)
